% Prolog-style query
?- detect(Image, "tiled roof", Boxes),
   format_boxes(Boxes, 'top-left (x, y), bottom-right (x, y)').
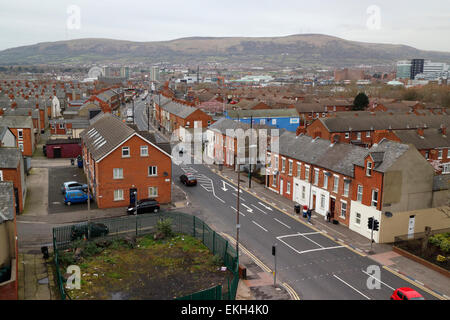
top-left (0, 147), bottom-right (21, 169)
top-left (0, 181), bottom-right (15, 223)
top-left (393, 129), bottom-right (450, 150)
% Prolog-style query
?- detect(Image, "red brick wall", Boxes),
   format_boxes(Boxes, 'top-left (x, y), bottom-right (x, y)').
top-left (93, 135), bottom-right (172, 208)
top-left (9, 128), bottom-right (33, 157)
top-left (352, 160), bottom-right (384, 211)
top-left (1, 167), bottom-right (23, 213)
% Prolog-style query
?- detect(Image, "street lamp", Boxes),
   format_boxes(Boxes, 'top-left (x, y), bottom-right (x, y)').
top-left (134, 190), bottom-right (138, 236)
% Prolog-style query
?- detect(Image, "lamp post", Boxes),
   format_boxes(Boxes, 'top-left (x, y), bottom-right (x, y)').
top-left (134, 190), bottom-right (138, 236)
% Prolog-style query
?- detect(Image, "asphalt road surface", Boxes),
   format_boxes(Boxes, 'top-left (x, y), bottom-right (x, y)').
top-left (133, 94), bottom-right (441, 300)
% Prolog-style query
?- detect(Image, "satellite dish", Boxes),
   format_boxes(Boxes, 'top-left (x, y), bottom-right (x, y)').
top-left (384, 211), bottom-right (393, 217)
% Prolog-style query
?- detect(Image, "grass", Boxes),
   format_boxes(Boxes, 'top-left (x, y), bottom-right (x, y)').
top-left (59, 234), bottom-right (230, 300)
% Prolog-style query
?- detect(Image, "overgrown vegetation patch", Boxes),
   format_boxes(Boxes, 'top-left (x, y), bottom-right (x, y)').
top-left (58, 232), bottom-right (232, 300)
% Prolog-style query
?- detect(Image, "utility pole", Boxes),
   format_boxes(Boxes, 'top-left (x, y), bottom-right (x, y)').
top-left (249, 115), bottom-right (253, 189)
top-left (236, 116), bottom-right (241, 259)
top-left (272, 243), bottom-right (277, 286)
top-left (86, 155), bottom-right (91, 239)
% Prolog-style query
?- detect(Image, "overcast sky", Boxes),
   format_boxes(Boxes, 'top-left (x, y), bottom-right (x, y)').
top-left (0, 0), bottom-right (449, 52)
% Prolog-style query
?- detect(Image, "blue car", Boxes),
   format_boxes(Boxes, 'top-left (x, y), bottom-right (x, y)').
top-left (61, 181), bottom-right (88, 194)
top-left (64, 190), bottom-right (93, 206)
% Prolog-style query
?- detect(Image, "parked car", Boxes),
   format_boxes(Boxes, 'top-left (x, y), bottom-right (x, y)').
top-left (127, 198), bottom-right (160, 215)
top-left (70, 222), bottom-right (109, 241)
top-left (61, 181), bottom-right (88, 194)
top-left (180, 174), bottom-right (197, 186)
top-left (390, 288), bottom-right (425, 300)
top-left (64, 190), bottom-right (92, 206)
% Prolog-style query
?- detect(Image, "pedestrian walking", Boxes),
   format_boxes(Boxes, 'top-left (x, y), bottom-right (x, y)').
top-left (326, 211), bottom-right (331, 222)
top-left (307, 209), bottom-right (312, 223)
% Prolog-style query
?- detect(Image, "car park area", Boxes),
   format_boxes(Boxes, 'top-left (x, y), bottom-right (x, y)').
top-left (48, 166), bottom-right (98, 214)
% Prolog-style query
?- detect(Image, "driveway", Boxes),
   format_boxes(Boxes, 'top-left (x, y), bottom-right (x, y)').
top-left (48, 166), bottom-right (98, 214)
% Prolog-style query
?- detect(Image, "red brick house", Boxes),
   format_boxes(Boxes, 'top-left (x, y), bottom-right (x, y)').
top-left (80, 114), bottom-right (172, 209)
top-left (0, 115), bottom-right (35, 157)
top-left (0, 148), bottom-right (26, 214)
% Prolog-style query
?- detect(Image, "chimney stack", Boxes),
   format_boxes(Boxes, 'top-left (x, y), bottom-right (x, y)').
top-left (440, 124), bottom-right (447, 136)
top-left (417, 128), bottom-right (424, 137)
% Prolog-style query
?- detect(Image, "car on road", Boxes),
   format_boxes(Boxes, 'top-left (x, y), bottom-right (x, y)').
top-left (61, 181), bottom-right (88, 194)
top-left (180, 174), bottom-right (197, 186)
top-left (127, 198), bottom-right (160, 215)
top-left (64, 190), bottom-right (93, 206)
top-left (70, 222), bottom-right (109, 241)
top-left (390, 287), bottom-right (425, 300)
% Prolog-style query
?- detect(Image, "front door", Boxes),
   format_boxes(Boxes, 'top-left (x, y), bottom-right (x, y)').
top-left (330, 198), bottom-right (336, 219)
top-left (280, 178), bottom-right (284, 196)
top-left (312, 193), bottom-right (316, 210)
top-left (129, 188), bottom-right (137, 206)
top-left (14, 188), bottom-right (19, 214)
top-left (53, 147), bottom-right (61, 158)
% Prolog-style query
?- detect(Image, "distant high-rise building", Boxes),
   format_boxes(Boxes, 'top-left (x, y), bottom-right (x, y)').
top-left (396, 60), bottom-right (412, 79)
top-left (410, 59), bottom-right (424, 80)
top-left (150, 66), bottom-right (160, 81)
top-left (120, 67), bottom-right (130, 79)
top-left (422, 61), bottom-right (448, 80)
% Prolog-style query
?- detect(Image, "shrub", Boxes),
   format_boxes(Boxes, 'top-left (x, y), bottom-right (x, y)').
top-left (156, 218), bottom-right (173, 239)
top-left (428, 233), bottom-right (450, 253)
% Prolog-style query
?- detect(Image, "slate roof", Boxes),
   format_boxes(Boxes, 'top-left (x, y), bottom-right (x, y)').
top-left (269, 131), bottom-right (368, 177)
top-left (319, 114), bottom-right (450, 132)
top-left (354, 139), bottom-right (411, 173)
top-left (209, 117), bottom-right (280, 135)
top-left (80, 113), bottom-right (135, 161)
top-left (227, 108), bottom-right (299, 119)
top-left (160, 100), bottom-right (198, 119)
top-left (0, 147), bottom-right (21, 168)
top-left (0, 115), bottom-right (33, 128)
top-left (0, 181), bottom-right (14, 223)
top-left (393, 129), bottom-right (450, 150)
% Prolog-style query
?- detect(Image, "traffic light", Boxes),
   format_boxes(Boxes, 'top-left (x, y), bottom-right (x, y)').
top-left (373, 219), bottom-right (379, 231)
top-left (368, 217), bottom-right (374, 230)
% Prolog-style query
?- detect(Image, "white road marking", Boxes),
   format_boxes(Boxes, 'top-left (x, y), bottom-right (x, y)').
top-left (251, 204), bottom-right (268, 215)
top-left (333, 274), bottom-right (371, 300)
top-left (241, 203), bottom-right (253, 213)
top-left (230, 206), bottom-right (245, 217)
top-left (252, 220), bottom-right (268, 232)
top-left (258, 202), bottom-right (273, 211)
top-left (361, 269), bottom-right (395, 291)
top-left (274, 218), bottom-right (291, 229)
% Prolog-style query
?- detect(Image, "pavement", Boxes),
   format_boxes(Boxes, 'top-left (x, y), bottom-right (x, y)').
top-left (208, 163), bottom-right (450, 299)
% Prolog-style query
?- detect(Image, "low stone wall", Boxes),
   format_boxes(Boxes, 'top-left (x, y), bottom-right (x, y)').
top-left (392, 246), bottom-right (450, 278)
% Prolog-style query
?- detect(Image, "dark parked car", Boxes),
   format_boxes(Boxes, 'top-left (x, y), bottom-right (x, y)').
top-left (127, 198), bottom-right (160, 215)
top-left (180, 174), bottom-right (197, 186)
top-left (70, 222), bottom-right (109, 241)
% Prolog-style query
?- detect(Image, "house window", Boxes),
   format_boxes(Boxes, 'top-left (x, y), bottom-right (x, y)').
top-left (366, 131), bottom-right (371, 138)
top-left (343, 180), bottom-right (350, 197)
top-left (113, 168), bottom-right (123, 179)
top-left (371, 190), bottom-right (379, 208)
top-left (274, 156), bottom-right (279, 171)
top-left (366, 161), bottom-right (373, 176)
top-left (301, 186), bottom-right (306, 200)
top-left (148, 187), bottom-right (158, 198)
top-left (340, 201), bottom-right (347, 218)
top-left (355, 212), bottom-right (361, 226)
top-left (314, 169), bottom-right (319, 186)
top-left (286, 182), bottom-right (291, 194)
top-left (18, 142), bottom-right (24, 152)
top-left (425, 151), bottom-right (430, 159)
top-left (305, 166), bottom-right (310, 182)
top-left (272, 119), bottom-right (277, 125)
top-left (59, 123), bottom-right (65, 129)
top-left (320, 194), bottom-right (325, 209)
top-left (17, 129), bottom-right (23, 139)
top-left (442, 163), bottom-right (450, 174)
top-left (357, 185), bottom-right (363, 202)
top-left (290, 118), bottom-right (299, 124)
top-left (323, 173), bottom-right (328, 189)
top-left (447, 148), bottom-right (450, 159)
top-left (260, 119), bottom-right (266, 124)
top-left (333, 175), bottom-right (339, 193)
top-left (122, 146), bottom-right (130, 158)
top-left (288, 160), bottom-right (293, 176)
top-left (0, 170), bottom-right (3, 181)
top-left (345, 132), bottom-right (350, 139)
top-left (357, 132), bottom-right (361, 140)
top-left (272, 175), bottom-right (277, 188)
top-left (281, 158), bottom-right (286, 173)
top-left (114, 189), bottom-right (124, 201)
top-left (297, 163), bottom-right (301, 178)
top-left (438, 149), bottom-right (443, 160)
top-left (148, 166), bottom-right (157, 176)
top-left (140, 146), bottom-right (148, 157)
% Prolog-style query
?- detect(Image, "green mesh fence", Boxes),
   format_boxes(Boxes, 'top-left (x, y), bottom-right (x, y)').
top-left (52, 212), bottom-right (239, 300)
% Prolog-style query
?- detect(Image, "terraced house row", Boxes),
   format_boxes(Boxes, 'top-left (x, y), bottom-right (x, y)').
top-left (266, 131), bottom-right (447, 242)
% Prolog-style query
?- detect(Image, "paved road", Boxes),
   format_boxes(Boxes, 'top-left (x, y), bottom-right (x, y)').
top-left (133, 94), bottom-right (442, 300)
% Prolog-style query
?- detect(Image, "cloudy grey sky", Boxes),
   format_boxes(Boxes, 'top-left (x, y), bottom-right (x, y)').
top-left (0, 0), bottom-right (449, 52)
